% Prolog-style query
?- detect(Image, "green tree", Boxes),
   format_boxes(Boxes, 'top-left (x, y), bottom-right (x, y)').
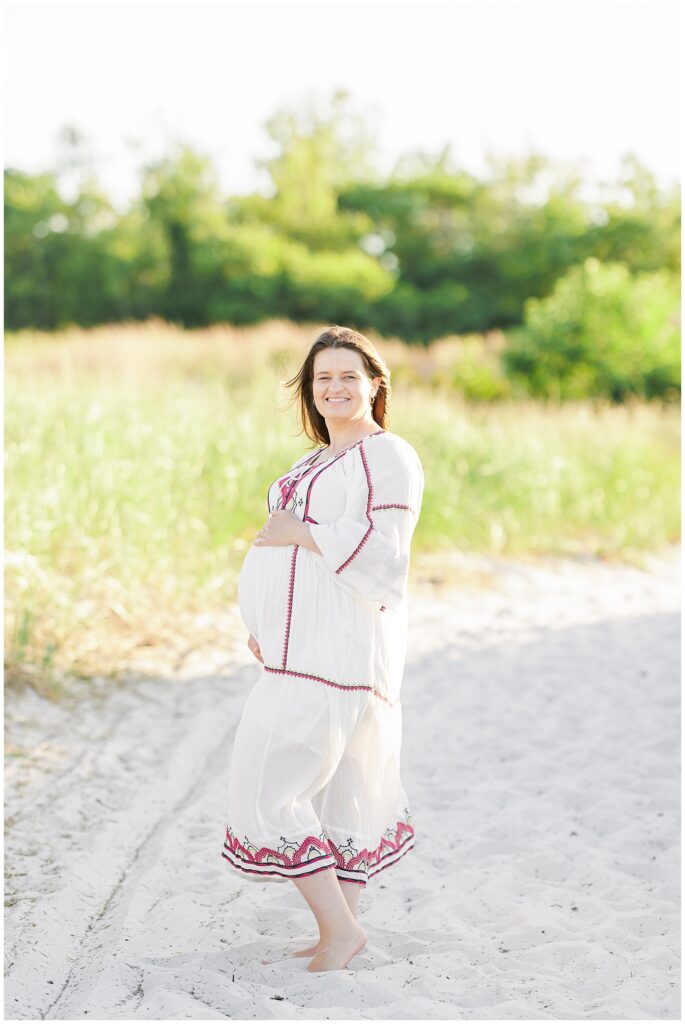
top-left (140, 143), bottom-right (230, 325)
top-left (503, 258), bottom-right (681, 401)
top-left (251, 88), bottom-right (379, 248)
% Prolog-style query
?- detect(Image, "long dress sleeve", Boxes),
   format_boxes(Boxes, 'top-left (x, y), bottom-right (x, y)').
top-left (307, 437), bottom-right (424, 612)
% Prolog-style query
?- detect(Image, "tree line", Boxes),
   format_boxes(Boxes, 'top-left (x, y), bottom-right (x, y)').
top-left (4, 95), bottom-right (680, 399)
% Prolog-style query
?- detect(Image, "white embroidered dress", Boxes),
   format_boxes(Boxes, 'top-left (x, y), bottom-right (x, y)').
top-left (220, 428), bottom-right (424, 885)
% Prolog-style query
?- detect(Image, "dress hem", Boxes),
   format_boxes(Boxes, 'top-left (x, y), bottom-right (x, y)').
top-left (221, 815), bottom-right (415, 887)
top-left (220, 835), bottom-right (415, 887)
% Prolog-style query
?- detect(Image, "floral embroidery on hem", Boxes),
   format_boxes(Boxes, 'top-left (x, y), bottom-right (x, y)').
top-left (223, 828), bottom-right (333, 869)
top-left (221, 809), bottom-right (414, 885)
top-left (325, 810), bottom-right (415, 880)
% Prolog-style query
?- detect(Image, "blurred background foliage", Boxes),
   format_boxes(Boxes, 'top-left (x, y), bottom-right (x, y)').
top-left (4, 91), bottom-right (681, 403)
top-left (3, 92), bottom-right (681, 696)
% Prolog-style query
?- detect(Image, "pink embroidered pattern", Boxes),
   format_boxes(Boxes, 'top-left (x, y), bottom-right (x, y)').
top-left (263, 663), bottom-right (399, 707)
top-left (222, 828), bottom-right (335, 879)
top-left (301, 429), bottom-right (385, 522)
top-left (222, 809), bottom-right (414, 885)
top-left (328, 814), bottom-right (415, 882)
top-left (271, 432), bottom-right (412, 683)
top-left (335, 441), bottom-right (375, 572)
top-left (370, 503), bottom-right (416, 514)
top-left (335, 443), bottom-right (417, 574)
top-left (281, 547), bottom-right (299, 669)
top-left (279, 430), bottom-right (387, 672)
top-left (269, 448), bottom-right (323, 514)
top-left (272, 429), bottom-right (386, 515)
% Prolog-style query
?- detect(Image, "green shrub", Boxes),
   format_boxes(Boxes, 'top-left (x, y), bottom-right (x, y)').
top-left (502, 258), bottom-right (681, 401)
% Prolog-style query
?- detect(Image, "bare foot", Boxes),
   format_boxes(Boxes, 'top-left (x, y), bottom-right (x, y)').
top-left (259, 940), bottom-right (322, 964)
top-left (286, 940), bottom-right (321, 959)
top-left (306, 924), bottom-right (367, 973)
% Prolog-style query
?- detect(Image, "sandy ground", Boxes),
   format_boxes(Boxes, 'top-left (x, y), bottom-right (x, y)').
top-left (4, 545), bottom-right (680, 1020)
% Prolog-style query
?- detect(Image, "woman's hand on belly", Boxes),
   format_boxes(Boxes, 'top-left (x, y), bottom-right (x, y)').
top-left (254, 509), bottom-right (315, 549)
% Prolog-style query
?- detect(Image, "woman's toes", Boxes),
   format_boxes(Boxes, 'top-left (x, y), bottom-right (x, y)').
top-left (260, 941), bottom-right (321, 964)
top-left (306, 927), bottom-right (367, 972)
top-left (287, 942), bottom-right (321, 958)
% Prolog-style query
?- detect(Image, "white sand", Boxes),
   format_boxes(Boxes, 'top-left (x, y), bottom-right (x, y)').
top-left (4, 545), bottom-right (680, 1020)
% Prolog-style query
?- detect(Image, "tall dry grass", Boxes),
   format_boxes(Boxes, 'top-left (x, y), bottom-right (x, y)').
top-left (5, 319), bottom-right (680, 697)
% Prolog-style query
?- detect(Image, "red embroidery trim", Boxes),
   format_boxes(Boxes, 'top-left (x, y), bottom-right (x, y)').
top-left (222, 812), bottom-right (415, 885)
top-left (278, 430), bottom-right (388, 671)
top-left (221, 856), bottom-right (335, 881)
top-left (335, 443), bottom-right (417, 573)
top-left (365, 837), bottom-right (415, 879)
top-left (335, 440), bottom-right (375, 572)
top-left (327, 819), bottom-right (416, 878)
top-left (263, 664), bottom-right (398, 707)
top-left (302, 428), bottom-right (385, 522)
top-left (281, 547), bottom-right (299, 669)
top-left (266, 448), bottom-right (322, 514)
top-left (273, 431), bottom-right (401, 678)
top-left (272, 429), bottom-right (386, 516)
top-left (370, 503), bottom-right (416, 514)
top-left (224, 829), bottom-right (332, 868)
top-left (333, 839), bottom-right (415, 883)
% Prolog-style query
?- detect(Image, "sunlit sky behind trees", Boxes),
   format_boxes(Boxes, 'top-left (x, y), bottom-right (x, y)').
top-left (4, 0), bottom-right (681, 209)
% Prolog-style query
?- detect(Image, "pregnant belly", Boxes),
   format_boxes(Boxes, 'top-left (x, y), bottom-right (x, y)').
top-left (237, 544), bottom-right (295, 660)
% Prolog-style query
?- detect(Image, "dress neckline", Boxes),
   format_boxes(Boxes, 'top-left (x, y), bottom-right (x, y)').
top-left (270, 428), bottom-right (386, 513)
top-left (308, 427), bottom-right (386, 469)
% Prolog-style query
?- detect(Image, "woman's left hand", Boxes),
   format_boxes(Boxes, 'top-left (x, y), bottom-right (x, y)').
top-left (254, 509), bottom-right (304, 547)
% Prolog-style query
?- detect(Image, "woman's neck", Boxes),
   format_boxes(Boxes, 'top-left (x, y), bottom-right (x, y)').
top-left (325, 420), bottom-right (380, 455)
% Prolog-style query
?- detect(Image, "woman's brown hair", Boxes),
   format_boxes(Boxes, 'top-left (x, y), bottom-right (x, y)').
top-left (283, 325), bottom-right (391, 447)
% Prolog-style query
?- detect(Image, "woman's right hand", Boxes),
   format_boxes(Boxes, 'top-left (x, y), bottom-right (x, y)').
top-left (247, 633), bottom-right (264, 664)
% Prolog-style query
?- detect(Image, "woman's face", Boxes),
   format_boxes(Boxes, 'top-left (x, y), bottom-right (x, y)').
top-left (311, 349), bottom-right (381, 425)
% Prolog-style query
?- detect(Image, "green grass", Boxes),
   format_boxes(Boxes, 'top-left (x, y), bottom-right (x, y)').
top-left (4, 321), bottom-right (680, 697)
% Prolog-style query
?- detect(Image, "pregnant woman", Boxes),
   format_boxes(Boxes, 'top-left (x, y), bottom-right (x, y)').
top-left (221, 324), bottom-right (424, 972)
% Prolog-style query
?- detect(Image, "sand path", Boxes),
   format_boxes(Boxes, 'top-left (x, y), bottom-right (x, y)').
top-left (4, 547), bottom-right (680, 1019)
